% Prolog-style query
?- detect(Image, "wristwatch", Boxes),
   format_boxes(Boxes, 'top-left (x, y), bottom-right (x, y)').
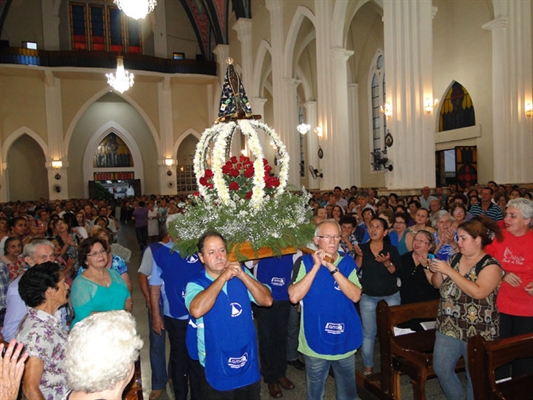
top-left (330, 268), bottom-right (339, 275)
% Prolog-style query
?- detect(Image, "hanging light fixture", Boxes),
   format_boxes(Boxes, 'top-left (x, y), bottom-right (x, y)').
top-left (114, 0), bottom-right (157, 20)
top-left (106, 56), bottom-right (134, 93)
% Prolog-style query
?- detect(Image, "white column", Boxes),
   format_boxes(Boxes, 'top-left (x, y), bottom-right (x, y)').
top-left (0, 157), bottom-right (7, 203)
top-left (330, 47), bottom-right (354, 189)
top-left (303, 101), bottom-right (320, 189)
top-left (383, 0), bottom-right (436, 189)
top-left (44, 71), bottom-right (68, 200)
top-left (158, 77), bottom-right (175, 195)
top-left (348, 83), bottom-right (361, 186)
top-left (483, 0), bottom-right (533, 184)
top-left (314, 0), bottom-right (335, 188)
top-left (232, 18), bottom-right (253, 92)
top-left (252, 97), bottom-right (271, 155)
top-left (281, 79), bottom-right (302, 187)
top-left (212, 45), bottom-right (230, 115)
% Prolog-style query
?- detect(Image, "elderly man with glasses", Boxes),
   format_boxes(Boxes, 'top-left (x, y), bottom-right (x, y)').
top-left (288, 219), bottom-right (363, 400)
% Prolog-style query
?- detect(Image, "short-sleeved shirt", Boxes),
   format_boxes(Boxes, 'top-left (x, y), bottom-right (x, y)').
top-left (70, 268), bottom-right (129, 327)
top-left (184, 269), bottom-right (261, 366)
top-left (469, 203), bottom-right (504, 221)
top-left (292, 254), bottom-right (362, 360)
top-left (16, 308), bottom-right (68, 400)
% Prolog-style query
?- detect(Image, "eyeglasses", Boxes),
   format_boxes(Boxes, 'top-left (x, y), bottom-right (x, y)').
top-left (316, 235), bottom-right (341, 240)
top-left (87, 249), bottom-right (107, 257)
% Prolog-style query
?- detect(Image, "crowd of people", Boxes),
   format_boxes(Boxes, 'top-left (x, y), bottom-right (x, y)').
top-left (0, 181), bottom-right (531, 400)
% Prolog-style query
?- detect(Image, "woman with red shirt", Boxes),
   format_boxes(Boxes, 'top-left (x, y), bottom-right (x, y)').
top-left (486, 198), bottom-right (533, 378)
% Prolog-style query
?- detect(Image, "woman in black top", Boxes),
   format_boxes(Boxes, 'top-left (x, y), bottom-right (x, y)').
top-left (356, 217), bottom-right (402, 375)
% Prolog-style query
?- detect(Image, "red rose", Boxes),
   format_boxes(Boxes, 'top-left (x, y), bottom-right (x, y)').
top-left (222, 164), bottom-right (232, 174)
top-left (229, 182), bottom-right (240, 191)
top-left (229, 168), bottom-right (239, 177)
top-left (245, 191), bottom-right (253, 199)
top-left (199, 177), bottom-right (208, 186)
top-left (206, 183), bottom-right (213, 189)
top-left (240, 155), bottom-right (249, 163)
top-left (270, 177), bottom-right (280, 187)
top-left (204, 169), bottom-right (214, 178)
top-left (193, 191), bottom-right (200, 197)
top-left (236, 163), bottom-right (242, 171)
top-left (264, 165), bottom-right (272, 174)
top-left (263, 158), bottom-right (268, 166)
top-left (230, 156), bottom-right (238, 164)
top-left (243, 168), bottom-right (254, 178)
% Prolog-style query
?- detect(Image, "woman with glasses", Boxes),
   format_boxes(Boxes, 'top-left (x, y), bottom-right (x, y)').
top-left (356, 217), bottom-right (402, 376)
top-left (399, 230), bottom-right (439, 305)
top-left (70, 237), bottom-right (131, 328)
top-left (392, 213), bottom-right (414, 256)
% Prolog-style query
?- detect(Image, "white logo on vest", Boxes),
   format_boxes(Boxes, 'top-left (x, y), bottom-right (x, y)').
top-left (271, 277), bottom-right (285, 286)
top-left (228, 352), bottom-right (249, 369)
top-left (325, 322), bottom-right (345, 335)
top-left (230, 302), bottom-right (243, 317)
top-left (334, 281), bottom-right (341, 291)
top-left (186, 254), bottom-right (199, 263)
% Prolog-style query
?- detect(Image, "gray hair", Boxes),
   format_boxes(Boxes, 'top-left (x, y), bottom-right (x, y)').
top-left (22, 239), bottom-right (54, 259)
top-left (66, 311), bottom-right (143, 393)
top-left (431, 210), bottom-right (454, 229)
top-left (314, 219), bottom-right (341, 237)
top-left (506, 198), bottom-right (533, 228)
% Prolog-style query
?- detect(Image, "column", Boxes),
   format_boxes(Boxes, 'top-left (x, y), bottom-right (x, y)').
top-left (303, 101), bottom-right (320, 189)
top-left (232, 18), bottom-right (253, 93)
top-left (44, 71), bottom-right (68, 200)
top-left (281, 79), bottom-right (302, 187)
top-left (383, 0), bottom-right (435, 189)
top-left (348, 84), bottom-right (361, 186)
top-left (0, 157), bottom-right (6, 203)
top-left (212, 44), bottom-right (230, 113)
top-left (483, 0), bottom-right (533, 184)
top-left (329, 47), bottom-right (354, 189)
top-left (158, 77), bottom-right (176, 195)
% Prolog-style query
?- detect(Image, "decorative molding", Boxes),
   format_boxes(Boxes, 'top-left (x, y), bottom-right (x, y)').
top-left (482, 16), bottom-right (509, 31)
top-left (435, 125), bottom-right (481, 144)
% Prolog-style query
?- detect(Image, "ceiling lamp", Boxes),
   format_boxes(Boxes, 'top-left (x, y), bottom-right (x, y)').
top-left (106, 56), bottom-right (134, 93)
top-left (114, 0), bottom-right (157, 20)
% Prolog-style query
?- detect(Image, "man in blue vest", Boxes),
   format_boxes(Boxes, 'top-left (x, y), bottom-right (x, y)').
top-left (249, 254), bottom-right (300, 398)
top-left (149, 233), bottom-right (204, 400)
top-left (138, 228), bottom-right (170, 400)
top-left (289, 219), bottom-right (363, 400)
top-left (185, 231), bottom-right (273, 399)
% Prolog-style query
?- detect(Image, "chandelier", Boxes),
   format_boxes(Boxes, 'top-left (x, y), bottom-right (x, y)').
top-left (106, 56), bottom-right (134, 93)
top-left (114, 0), bottom-right (157, 20)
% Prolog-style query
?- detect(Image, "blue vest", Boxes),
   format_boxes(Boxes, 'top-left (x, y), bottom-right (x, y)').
top-left (191, 272), bottom-right (260, 391)
top-left (186, 317), bottom-right (199, 361)
top-left (256, 255), bottom-right (293, 301)
top-left (153, 247), bottom-right (203, 318)
top-left (301, 254), bottom-right (363, 355)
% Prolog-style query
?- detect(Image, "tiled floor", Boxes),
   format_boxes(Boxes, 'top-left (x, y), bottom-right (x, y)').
top-left (119, 222), bottom-right (450, 399)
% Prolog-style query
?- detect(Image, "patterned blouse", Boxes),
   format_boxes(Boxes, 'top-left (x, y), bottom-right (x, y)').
top-left (0, 255), bottom-right (26, 281)
top-left (436, 253), bottom-right (502, 342)
top-left (16, 308), bottom-right (68, 400)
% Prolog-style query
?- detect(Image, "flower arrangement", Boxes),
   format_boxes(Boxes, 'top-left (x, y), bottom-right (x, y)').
top-left (168, 119), bottom-right (315, 261)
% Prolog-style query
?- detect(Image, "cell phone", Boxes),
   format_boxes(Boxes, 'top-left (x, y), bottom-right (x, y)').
top-left (428, 254), bottom-right (435, 261)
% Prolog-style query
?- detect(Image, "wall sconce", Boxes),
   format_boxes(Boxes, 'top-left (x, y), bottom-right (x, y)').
top-left (297, 123), bottom-right (311, 135)
top-left (314, 126), bottom-right (323, 138)
top-left (52, 160), bottom-right (62, 180)
top-left (526, 102), bottom-right (533, 117)
top-left (424, 97), bottom-right (439, 113)
top-left (380, 102), bottom-right (392, 118)
top-left (164, 158), bottom-right (174, 176)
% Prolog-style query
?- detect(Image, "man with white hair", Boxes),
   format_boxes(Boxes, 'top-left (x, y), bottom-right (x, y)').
top-left (288, 219), bottom-right (363, 400)
top-left (1, 239), bottom-right (55, 341)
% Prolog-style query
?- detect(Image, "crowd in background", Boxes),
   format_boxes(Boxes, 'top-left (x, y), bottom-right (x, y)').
top-left (0, 180), bottom-right (531, 400)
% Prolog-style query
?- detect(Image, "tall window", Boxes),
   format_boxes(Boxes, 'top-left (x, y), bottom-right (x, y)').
top-left (369, 51), bottom-right (386, 171)
top-left (439, 81), bottom-right (475, 131)
top-left (69, 1), bottom-right (142, 53)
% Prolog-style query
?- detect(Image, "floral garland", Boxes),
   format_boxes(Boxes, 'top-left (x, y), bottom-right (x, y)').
top-left (171, 118), bottom-right (314, 260)
top-left (193, 120), bottom-right (290, 211)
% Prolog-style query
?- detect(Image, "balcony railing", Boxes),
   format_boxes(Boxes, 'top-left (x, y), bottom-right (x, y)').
top-left (0, 47), bottom-right (217, 76)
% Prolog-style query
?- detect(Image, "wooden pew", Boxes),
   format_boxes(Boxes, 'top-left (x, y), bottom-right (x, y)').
top-left (358, 299), bottom-right (463, 400)
top-left (123, 359), bottom-right (144, 400)
top-left (468, 333), bottom-right (533, 400)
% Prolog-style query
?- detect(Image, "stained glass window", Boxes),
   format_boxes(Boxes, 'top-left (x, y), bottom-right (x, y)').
top-left (70, 3), bottom-right (87, 50)
top-left (439, 81), bottom-right (475, 131)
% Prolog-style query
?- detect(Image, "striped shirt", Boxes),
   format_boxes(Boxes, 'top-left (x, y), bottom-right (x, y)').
top-left (469, 202), bottom-right (503, 221)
